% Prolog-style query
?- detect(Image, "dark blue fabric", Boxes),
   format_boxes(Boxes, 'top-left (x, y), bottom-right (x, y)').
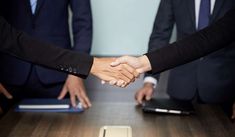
top-left (0, 0), bottom-right (92, 85)
top-left (198, 0), bottom-right (211, 30)
top-left (147, 0), bottom-right (235, 103)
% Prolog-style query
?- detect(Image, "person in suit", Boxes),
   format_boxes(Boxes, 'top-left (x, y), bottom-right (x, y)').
top-left (135, 0), bottom-right (235, 113)
top-left (111, 8), bottom-right (235, 118)
top-left (0, 16), bottom-right (138, 114)
top-left (0, 0), bottom-right (93, 109)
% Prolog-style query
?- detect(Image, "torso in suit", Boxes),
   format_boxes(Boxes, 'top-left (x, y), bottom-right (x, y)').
top-left (147, 0), bottom-right (235, 103)
top-left (0, 16), bottom-right (93, 78)
top-left (0, 0), bottom-right (92, 85)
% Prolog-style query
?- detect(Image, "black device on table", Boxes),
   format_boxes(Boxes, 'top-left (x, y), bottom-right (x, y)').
top-left (142, 98), bottom-right (195, 115)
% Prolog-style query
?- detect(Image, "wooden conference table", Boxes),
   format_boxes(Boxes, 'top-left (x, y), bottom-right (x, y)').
top-left (0, 90), bottom-right (235, 137)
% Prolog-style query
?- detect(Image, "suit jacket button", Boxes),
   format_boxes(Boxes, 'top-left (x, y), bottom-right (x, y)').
top-left (69, 67), bottom-right (72, 72)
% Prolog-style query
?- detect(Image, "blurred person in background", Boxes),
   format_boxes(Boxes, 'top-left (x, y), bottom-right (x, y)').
top-left (0, 0), bottom-right (93, 112)
top-left (135, 0), bottom-right (235, 117)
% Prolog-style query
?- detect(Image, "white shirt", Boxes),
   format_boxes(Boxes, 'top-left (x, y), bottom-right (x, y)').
top-left (30, 0), bottom-right (37, 14)
top-left (144, 0), bottom-right (216, 87)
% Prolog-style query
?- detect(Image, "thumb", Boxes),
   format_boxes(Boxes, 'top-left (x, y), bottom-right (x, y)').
top-left (136, 68), bottom-right (145, 74)
top-left (110, 56), bottom-right (128, 67)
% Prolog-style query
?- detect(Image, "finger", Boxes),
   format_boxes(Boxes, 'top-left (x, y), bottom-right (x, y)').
top-left (109, 80), bottom-right (117, 85)
top-left (136, 91), bottom-right (145, 104)
top-left (2, 90), bottom-right (13, 99)
top-left (121, 82), bottom-right (128, 88)
top-left (101, 80), bottom-right (106, 84)
top-left (110, 56), bottom-right (128, 66)
top-left (116, 70), bottom-right (132, 84)
top-left (70, 92), bottom-right (77, 108)
top-left (76, 94), bottom-right (87, 109)
top-left (145, 89), bottom-right (153, 101)
top-left (84, 96), bottom-right (92, 108)
top-left (58, 86), bottom-right (67, 100)
top-left (116, 80), bottom-right (125, 87)
top-left (0, 86), bottom-right (13, 99)
top-left (136, 68), bottom-right (145, 74)
top-left (119, 66), bottom-right (135, 81)
top-left (122, 64), bottom-right (139, 81)
top-left (123, 64), bottom-right (140, 79)
top-left (116, 73), bottom-right (131, 84)
top-left (75, 90), bottom-right (88, 109)
top-left (80, 92), bottom-right (92, 107)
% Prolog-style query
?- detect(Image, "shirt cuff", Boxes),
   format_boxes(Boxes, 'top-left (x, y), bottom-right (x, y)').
top-left (143, 76), bottom-right (158, 88)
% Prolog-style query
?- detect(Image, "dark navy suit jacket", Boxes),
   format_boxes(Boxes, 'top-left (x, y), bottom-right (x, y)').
top-left (146, 0), bottom-right (235, 103)
top-left (0, 0), bottom-right (92, 85)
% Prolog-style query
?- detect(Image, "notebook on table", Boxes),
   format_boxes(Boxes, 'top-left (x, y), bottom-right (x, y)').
top-left (15, 98), bottom-right (83, 113)
top-left (142, 98), bottom-right (195, 115)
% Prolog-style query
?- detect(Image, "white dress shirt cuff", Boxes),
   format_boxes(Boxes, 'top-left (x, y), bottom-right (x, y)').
top-left (143, 76), bottom-right (158, 88)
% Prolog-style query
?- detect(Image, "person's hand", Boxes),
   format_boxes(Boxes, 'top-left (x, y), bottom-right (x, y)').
top-left (135, 82), bottom-right (154, 105)
top-left (58, 75), bottom-right (91, 109)
top-left (232, 102), bottom-right (235, 120)
top-left (90, 57), bottom-right (139, 87)
top-left (0, 83), bottom-right (13, 99)
top-left (111, 55), bottom-right (152, 74)
top-left (0, 83), bottom-right (13, 114)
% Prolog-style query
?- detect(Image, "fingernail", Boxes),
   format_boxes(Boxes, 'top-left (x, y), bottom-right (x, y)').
top-left (101, 80), bottom-right (106, 84)
top-left (110, 62), bottom-right (116, 66)
top-left (146, 97), bottom-right (151, 100)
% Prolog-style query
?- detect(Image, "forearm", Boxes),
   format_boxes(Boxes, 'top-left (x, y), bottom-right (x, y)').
top-left (145, 8), bottom-right (235, 74)
top-left (0, 17), bottom-right (93, 78)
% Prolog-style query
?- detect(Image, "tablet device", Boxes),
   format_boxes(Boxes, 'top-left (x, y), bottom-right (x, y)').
top-left (142, 98), bottom-right (194, 115)
top-left (99, 126), bottom-right (132, 137)
top-left (15, 98), bottom-right (83, 113)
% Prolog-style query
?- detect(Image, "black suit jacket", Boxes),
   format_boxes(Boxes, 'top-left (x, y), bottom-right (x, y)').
top-left (146, 0), bottom-right (235, 103)
top-left (146, 8), bottom-right (235, 102)
top-left (0, 0), bottom-right (92, 85)
top-left (0, 17), bottom-right (93, 79)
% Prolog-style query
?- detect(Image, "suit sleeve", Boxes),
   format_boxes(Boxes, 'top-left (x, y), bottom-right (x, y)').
top-left (0, 16), bottom-right (93, 78)
top-left (70, 0), bottom-right (92, 53)
top-left (145, 8), bottom-right (235, 74)
top-left (145, 0), bottom-right (175, 80)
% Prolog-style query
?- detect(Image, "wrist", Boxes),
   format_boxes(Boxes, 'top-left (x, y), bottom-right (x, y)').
top-left (138, 55), bottom-right (152, 73)
top-left (90, 58), bottom-right (98, 75)
top-left (144, 76), bottom-right (157, 88)
top-left (144, 82), bottom-right (154, 88)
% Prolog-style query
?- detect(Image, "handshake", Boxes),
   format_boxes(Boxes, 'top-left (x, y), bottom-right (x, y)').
top-left (90, 55), bottom-right (152, 87)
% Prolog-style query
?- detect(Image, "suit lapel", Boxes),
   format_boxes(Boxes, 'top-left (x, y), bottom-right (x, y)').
top-left (211, 0), bottom-right (225, 22)
top-left (187, 0), bottom-right (196, 30)
top-left (34, 0), bottom-right (46, 17)
top-left (24, 0), bottom-right (34, 20)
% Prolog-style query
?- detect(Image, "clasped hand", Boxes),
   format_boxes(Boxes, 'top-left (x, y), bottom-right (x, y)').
top-left (91, 55), bottom-right (152, 87)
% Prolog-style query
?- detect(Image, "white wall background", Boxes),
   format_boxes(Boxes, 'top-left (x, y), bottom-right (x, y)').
top-left (90, 0), bottom-right (160, 56)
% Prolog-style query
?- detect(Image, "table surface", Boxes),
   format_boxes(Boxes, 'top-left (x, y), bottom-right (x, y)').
top-left (0, 102), bottom-right (235, 137)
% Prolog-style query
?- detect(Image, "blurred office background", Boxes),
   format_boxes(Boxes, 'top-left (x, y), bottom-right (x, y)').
top-left (69, 0), bottom-right (176, 101)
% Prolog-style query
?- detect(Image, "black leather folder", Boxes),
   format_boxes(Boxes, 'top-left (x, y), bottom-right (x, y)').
top-left (142, 98), bottom-right (195, 115)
